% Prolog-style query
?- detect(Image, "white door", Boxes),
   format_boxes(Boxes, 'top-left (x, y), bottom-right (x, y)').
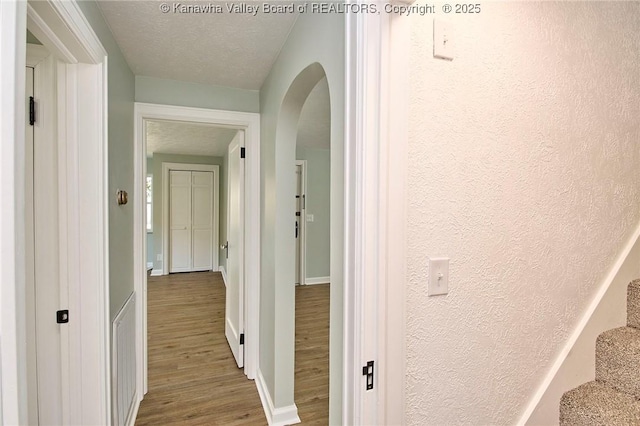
top-left (170, 170), bottom-right (192, 272)
top-left (192, 171), bottom-right (214, 271)
top-left (225, 132), bottom-right (245, 368)
top-left (26, 55), bottom-right (64, 425)
top-left (169, 170), bottom-right (214, 273)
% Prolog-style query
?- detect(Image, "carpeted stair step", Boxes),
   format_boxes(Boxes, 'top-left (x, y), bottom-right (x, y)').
top-left (560, 381), bottom-right (640, 425)
top-left (595, 326), bottom-right (640, 398)
top-left (629, 279), bottom-right (640, 329)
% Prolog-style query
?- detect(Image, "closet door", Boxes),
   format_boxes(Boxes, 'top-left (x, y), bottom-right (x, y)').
top-left (169, 170), bottom-right (192, 272)
top-left (191, 171), bottom-right (213, 271)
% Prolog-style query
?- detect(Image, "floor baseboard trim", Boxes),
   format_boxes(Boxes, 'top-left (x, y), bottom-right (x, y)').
top-left (220, 265), bottom-right (227, 287)
top-left (150, 269), bottom-right (162, 277)
top-left (126, 393), bottom-right (141, 426)
top-left (255, 369), bottom-right (300, 426)
top-left (304, 276), bottom-right (330, 285)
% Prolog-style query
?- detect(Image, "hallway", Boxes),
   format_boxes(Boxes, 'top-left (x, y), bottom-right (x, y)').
top-left (135, 272), bottom-right (265, 425)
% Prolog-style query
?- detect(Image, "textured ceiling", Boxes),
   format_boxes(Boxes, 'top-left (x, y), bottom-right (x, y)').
top-left (97, 1), bottom-right (298, 90)
top-left (297, 77), bottom-right (330, 150)
top-left (146, 120), bottom-right (237, 157)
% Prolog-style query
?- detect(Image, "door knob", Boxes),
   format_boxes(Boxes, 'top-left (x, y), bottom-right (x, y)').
top-left (220, 242), bottom-right (228, 250)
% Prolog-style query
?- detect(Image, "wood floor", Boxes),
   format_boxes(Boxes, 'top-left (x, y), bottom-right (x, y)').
top-left (135, 272), bottom-right (330, 425)
top-left (295, 283), bottom-right (330, 425)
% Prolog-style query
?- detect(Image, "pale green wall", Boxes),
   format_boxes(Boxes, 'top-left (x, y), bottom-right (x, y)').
top-left (76, 1), bottom-right (135, 320)
top-left (150, 154), bottom-right (224, 272)
top-left (259, 13), bottom-right (344, 420)
top-left (296, 147), bottom-right (330, 280)
top-left (135, 76), bottom-right (259, 113)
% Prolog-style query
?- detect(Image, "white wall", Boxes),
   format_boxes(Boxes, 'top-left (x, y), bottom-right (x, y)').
top-left (405, 2), bottom-right (640, 424)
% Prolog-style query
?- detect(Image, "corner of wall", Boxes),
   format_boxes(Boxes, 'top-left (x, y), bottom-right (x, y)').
top-left (255, 369), bottom-right (300, 426)
top-left (520, 221), bottom-right (640, 425)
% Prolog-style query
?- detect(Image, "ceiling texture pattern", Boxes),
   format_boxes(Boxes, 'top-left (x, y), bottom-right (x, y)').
top-left (100, 1), bottom-right (331, 156)
top-left (97, 0), bottom-right (298, 90)
top-left (146, 120), bottom-right (238, 157)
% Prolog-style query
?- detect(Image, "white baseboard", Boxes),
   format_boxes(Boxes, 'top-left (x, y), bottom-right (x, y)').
top-left (126, 394), bottom-right (141, 426)
top-left (150, 269), bottom-right (162, 277)
top-left (520, 221), bottom-right (640, 425)
top-left (304, 276), bottom-right (330, 285)
top-left (219, 265), bottom-right (227, 287)
top-left (146, 262), bottom-right (153, 270)
top-left (255, 369), bottom-right (300, 426)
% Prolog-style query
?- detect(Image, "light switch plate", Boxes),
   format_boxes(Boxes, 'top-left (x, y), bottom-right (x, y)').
top-left (428, 257), bottom-right (450, 296)
top-left (306, 214), bottom-right (314, 222)
top-left (433, 19), bottom-right (454, 60)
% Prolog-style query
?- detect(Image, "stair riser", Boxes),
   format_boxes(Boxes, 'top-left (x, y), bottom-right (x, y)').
top-left (629, 281), bottom-right (640, 329)
top-left (595, 331), bottom-right (640, 398)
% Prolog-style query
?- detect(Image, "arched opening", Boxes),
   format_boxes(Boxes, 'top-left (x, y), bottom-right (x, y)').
top-left (265, 61), bottom-right (343, 423)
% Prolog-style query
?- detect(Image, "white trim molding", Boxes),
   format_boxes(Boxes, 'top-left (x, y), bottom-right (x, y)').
top-left (219, 265), bottom-right (227, 287)
top-left (133, 103), bottom-right (261, 410)
top-left (304, 277), bottom-right (330, 286)
top-left (255, 369), bottom-right (300, 426)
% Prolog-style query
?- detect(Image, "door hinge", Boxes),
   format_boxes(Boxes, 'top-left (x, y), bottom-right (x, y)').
top-left (240, 333), bottom-right (245, 344)
top-left (56, 310), bottom-right (69, 324)
top-left (362, 360), bottom-right (374, 390)
top-left (240, 147), bottom-right (246, 158)
top-left (29, 96), bottom-right (35, 126)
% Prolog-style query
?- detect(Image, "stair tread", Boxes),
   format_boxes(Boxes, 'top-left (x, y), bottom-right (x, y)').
top-left (596, 326), bottom-right (640, 398)
top-left (560, 381), bottom-right (640, 425)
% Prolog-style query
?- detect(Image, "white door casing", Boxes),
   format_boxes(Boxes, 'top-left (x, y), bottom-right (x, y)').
top-left (225, 132), bottom-right (245, 368)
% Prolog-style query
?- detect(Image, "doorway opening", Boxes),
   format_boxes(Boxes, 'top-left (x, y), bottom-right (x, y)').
top-left (133, 104), bottom-right (261, 421)
top-left (293, 76), bottom-right (332, 423)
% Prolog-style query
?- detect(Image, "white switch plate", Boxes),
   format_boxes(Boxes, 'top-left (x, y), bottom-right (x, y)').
top-left (428, 257), bottom-right (450, 296)
top-left (157, 254), bottom-right (163, 261)
top-left (306, 214), bottom-right (314, 222)
top-left (433, 19), bottom-right (454, 60)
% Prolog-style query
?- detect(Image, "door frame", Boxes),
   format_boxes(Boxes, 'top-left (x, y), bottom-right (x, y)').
top-left (294, 160), bottom-right (307, 285)
top-left (134, 103), bottom-right (261, 401)
top-left (162, 163), bottom-right (220, 274)
top-left (1, 0), bottom-right (110, 424)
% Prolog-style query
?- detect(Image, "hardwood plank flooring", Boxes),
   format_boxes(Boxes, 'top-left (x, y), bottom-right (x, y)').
top-left (135, 272), bottom-right (266, 426)
top-left (295, 284), bottom-right (330, 425)
top-left (135, 272), bottom-right (330, 425)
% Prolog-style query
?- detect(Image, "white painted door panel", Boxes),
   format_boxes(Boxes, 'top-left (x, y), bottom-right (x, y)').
top-left (191, 172), bottom-right (213, 271)
top-left (226, 132), bottom-right (245, 368)
top-left (170, 170), bottom-right (192, 272)
top-left (27, 60), bottom-right (64, 425)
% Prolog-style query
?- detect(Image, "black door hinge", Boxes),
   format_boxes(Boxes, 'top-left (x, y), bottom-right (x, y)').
top-left (362, 360), bottom-right (374, 390)
top-left (56, 310), bottom-right (69, 324)
top-left (240, 147), bottom-right (246, 158)
top-left (29, 96), bottom-right (35, 126)
top-left (240, 333), bottom-right (244, 344)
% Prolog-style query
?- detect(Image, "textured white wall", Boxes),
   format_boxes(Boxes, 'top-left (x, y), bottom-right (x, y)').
top-left (406, 2), bottom-right (640, 424)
